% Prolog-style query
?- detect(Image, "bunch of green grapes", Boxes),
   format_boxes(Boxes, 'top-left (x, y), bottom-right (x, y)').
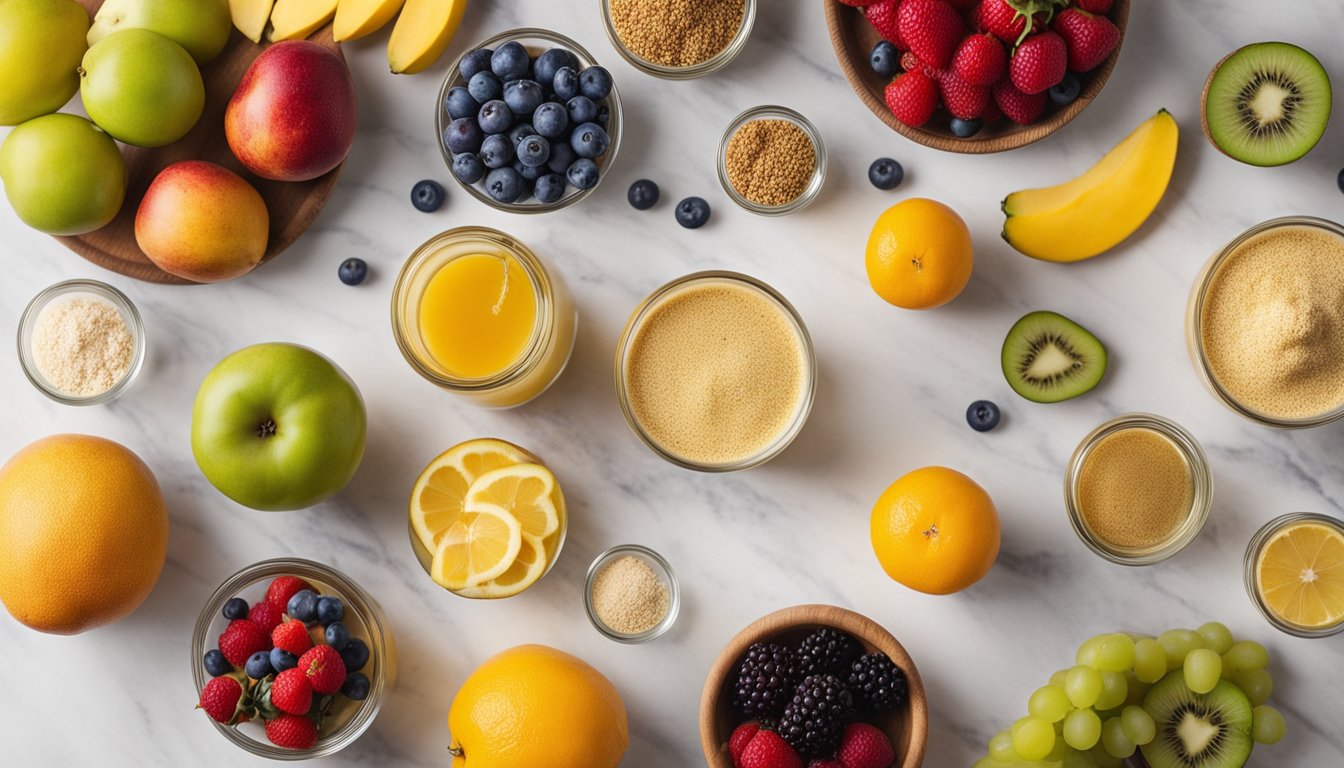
top-left (971, 622), bottom-right (1287, 768)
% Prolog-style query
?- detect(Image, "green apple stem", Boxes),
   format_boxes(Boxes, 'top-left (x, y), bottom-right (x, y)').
top-left (256, 418), bottom-right (277, 438)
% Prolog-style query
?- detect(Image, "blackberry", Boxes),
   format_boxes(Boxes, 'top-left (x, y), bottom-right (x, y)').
top-left (795, 627), bottom-right (861, 678)
top-left (848, 653), bottom-right (908, 712)
top-left (777, 673), bottom-right (854, 758)
top-left (732, 643), bottom-right (799, 717)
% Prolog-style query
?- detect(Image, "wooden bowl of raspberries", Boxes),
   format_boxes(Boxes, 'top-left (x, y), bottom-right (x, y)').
top-left (824, 0), bottom-right (1129, 153)
top-left (700, 604), bottom-right (927, 768)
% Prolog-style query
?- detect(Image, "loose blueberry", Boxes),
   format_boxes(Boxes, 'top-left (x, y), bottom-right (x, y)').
top-left (868, 157), bottom-right (904, 190)
top-left (340, 638), bottom-right (370, 672)
top-left (628, 179), bottom-right (659, 210)
top-left (204, 649), bottom-right (231, 677)
top-left (512, 158), bottom-right (545, 182)
top-left (245, 650), bottom-right (272, 680)
top-left (532, 102), bottom-right (568, 137)
top-left (566, 95), bottom-right (597, 125)
top-left (342, 672), bottom-right (371, 701)
top-left (503, 79), bottom-right (544, 117)
top-left (566, 158), bottom-right (599, 190)
top-left (467, 71), bottom-right (502, 103)
top-left (459, 48), bottom-right (493, 81)
top-left (950, 117), bottom-right (984, 138)
top-left (570, 122), bottom-right (609, 159)
top-left (443, 117), bottom-right (483, 155)
top-left (286, 589), bottom-right (318, 622)
top-left (870, 40), bottom-right (900, 79)
top-left (578, 65), bottom-right (613, 101)
top-left (324, 621), bottom-right (351, 651)
top-left (477, 100), bottom-right (514, 135)
top-left (484, 167), bottom-right (524, 203)
top-left (452, 152), bottom-right (486, 184)
top-left (270, 646), bottom-right (298, 673)
top-left (507, 122), bottom-right (535, 147)
top-left (546, 141), bottom-right (575, 175)
top-left (552, 66), bottom-right (579, 101)
top-left (517, 135), bottom-right (551, 167)
top-left (316, 596), bottom-right (344, 626)
top-left (596, 105), bottom-right (610, 130)
top-left (675, 196), bottom-right (711, 229)
top-left (534, 48), bottom-right (578, 90)
top-left (491, 41), bottom-right (529, 80)
top-left (1049, 72), bottom-right (1081, 106)
top-left (444, 86), bottom-right (479, 120)
top-left (411, 180), bottom-right (445, 212)
top-left (222, 597), bottom-right (249, 621)
top-left (966, 400), bottom-right (1001, 432)
top-left (533, 173), bottom-right (566, 204)
top-left (339, 258), bottom-right (367, 286)
top-left (479, 134), bottom-right (514, 169)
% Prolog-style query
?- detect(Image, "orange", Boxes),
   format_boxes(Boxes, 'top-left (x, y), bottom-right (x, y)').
top-left (448, 644), bottom-right (628, 768)
top-left (1256, 521), bottom-right (1344, 629)
top-left (0, 434), bottom-right (169, 634)
top-left (870, 466), bottom-right (999, 595)
top-left (865, 198), bottom-right (974, 309)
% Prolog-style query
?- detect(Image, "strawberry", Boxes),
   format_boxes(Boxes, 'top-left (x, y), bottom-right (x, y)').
top-left (992, 77), bottom-right (1047, 123)
top-left (884, 69), bottom-right (938, 126)
top-left (741, 729), bottom-right (804, 768)
top-left (936, 70), bottom-right (990, 119)
top-left (272, 618), bottom-right (313, 656)
top-left (837, 723), bottom-right (896, 768)
top-left (946, 0), bottom-right (978, 8)
top-left (265, 713), bottom-right (317, 750)
top-left (1009, 31), bottom-right (1067, 94)
top-left (265, 576), bottom-right (313, 612)
top-left (731, 722), bottom-right (762, 766)
top-left (979, 0), bottom-right (1064, 46)
top-left (898, 0), bottom-right (963, 69)
top-left (1076, 0), bottom-right (1112, 13)
top-left (952, 33), bottom-right (1006, 86)
top-left (299, 645), bottom-right (347, 695)
top-left (982, 97), bottom-right (1003, 122)
top-left (249, 601), bottom-right (283, 633)
top-left (862, 0), bottom-right (905, 50)
top-left (271, 667), bottom-right (314, 715)
top-left (198, 675), bottom-right (248, 724)
top-left (218, 619), bottom-right (269, 667)
top-left (1052, 8), bottom-right (1119, 72)
top-left (899, 51), bottom-right (924, 74)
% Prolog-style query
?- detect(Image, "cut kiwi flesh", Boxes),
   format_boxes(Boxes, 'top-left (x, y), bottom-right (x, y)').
top-left (1142, 671), bottom-right (1254, 768)
top-left (1001, 311), bottom-right (1107, 403)
top-left (1202, 41), bottom-right (1332, 167)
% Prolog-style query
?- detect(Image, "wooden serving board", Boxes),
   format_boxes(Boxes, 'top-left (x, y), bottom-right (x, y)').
top-left (57, 0), bottom-right (344, 285)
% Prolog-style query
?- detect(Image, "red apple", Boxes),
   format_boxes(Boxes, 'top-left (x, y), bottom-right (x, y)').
top-left (136, 161), bottom-right (269, 283)
top-left (225, 41), bottom-right (356, 182)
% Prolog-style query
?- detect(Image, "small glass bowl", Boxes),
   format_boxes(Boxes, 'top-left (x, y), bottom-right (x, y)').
top-left (1244, 513), bottom-right (1344, 638)
top-left (191, 558), bottom-right (395, 760)
top-left (600, 0), bottom-right (756, 79)
top-left (584, 544), bottom-right (680, 643)
top-left (17, 279), bottom-right (145, 406)
top-left (436, 28), bottom-right (622, 214)
top-left (718, 106), bottom-right (827, 216)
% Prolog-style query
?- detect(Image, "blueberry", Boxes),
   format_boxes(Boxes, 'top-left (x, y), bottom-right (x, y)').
top-left (467, 71), bottom-right (502, 103)
top-left (516, 135), bottom-right (551, 167)
top-left (245, 650), bottom-right (272, 680)
top-left (566, 95), bottom-right (597, 125)
top-left (533, 173), bottom-right (566, 204)
top-left (479, 134), bottom-right (514, 169)
top-left (675, 196), bottom-right (711, 229)
top-left (444, 86), bottom-right (479, 120)
top-left (1049, 72), bottom-right (1081, 106)
top-left (868, 157), bottom-right (904, 190)
top-left (596, 105), bottom-right (610, 130)
top-left (204, 649), bottom-right (231, 677)
top-left (552, 66), bottom-right (579, 101)
top-left (459, 48), bottom-right (493, 81)
top-left (222, 597), bottom-right (249, 621)
top-left (491, 41), bottom-right (529, 80)
top-left (533, 48), bottom-right (578, 91)
top-left (512, 159), bottom-right (545, 182)
top-left (411, 180), bottom-right (445, 212)
top-left (341, 672), bottom-right (371, 701)
top-left (546, 141), bottom-right (575, 175)
top-left (503, 80), bottom-right (543, 118)
top-left (340, 638), bottom-right (370, 672)
top-left (270, 646), bottom-right (298, 672)
top-left (950, 117), bottom-right (984, 138)
top-left (570, 122), bottom-right (609, 159)
top-left (628, 179), bottom-right (659, 210)
top-left (870, 40), bottom-right (900, 79)
top-left (1338, 167), bottom-right (1344, 194)
top-left (477, 100), bottom-right (514, 135)
top-left (566, 158), bottom-right (599, 190)
top-left (578, 65), bottom-right (613, 101)
top-left (452, 152), bottom-right (485, 184)
top-left (316, 596), bottom-right (344, 626)
top-left (484, 167), bottom-right (524, 203)
top-left (507, 122), bottom-right (535, 147)
top-left (339, 257), bottom-right (367, 286)
top-left (532, 102), bottom-right (568, 137)
top-left (286, 589), bottom-right (318, 622)
top-left (324, 621), bottom-right (351, 651)
top-left (966, 400), bottom-right (1001, 432)
top-left (443, 117), bottom-right (483, 155)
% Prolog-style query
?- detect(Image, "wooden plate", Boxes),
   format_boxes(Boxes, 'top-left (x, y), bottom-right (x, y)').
top-left (824, 0), bottom-right (1129, 154)
top-left (57, 0), bottom-right (344, 284)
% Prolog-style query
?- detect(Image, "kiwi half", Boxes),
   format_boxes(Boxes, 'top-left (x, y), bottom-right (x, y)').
top-left (1000, 311), bottom-right (1107, 403)
top-left (1202, 41), bottom-right (1332, 167)
top-left (1142, 670), bottom-right (1254, 768)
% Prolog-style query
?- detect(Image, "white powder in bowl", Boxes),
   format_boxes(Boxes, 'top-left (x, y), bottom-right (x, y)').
top-left (30, 296), bottom-right (135, 397)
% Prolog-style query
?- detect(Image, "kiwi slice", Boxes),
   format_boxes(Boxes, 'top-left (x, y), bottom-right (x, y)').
top-left (1142, 671), bottom-right (1254, 768)
top-left (1202, 41), bottom-right (1332, 167)
top-left (1000, 311), bottom-right (1107, 403)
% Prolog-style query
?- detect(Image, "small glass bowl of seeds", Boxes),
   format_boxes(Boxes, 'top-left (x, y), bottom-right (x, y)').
top-left (17, 279), bottom-right (145, 406)
top-left (718, 105), bottom-right (826, 216)
top-left (601, 0), bottom-right (756, 79)
top-left (584, 544), bottom-right (680, 643)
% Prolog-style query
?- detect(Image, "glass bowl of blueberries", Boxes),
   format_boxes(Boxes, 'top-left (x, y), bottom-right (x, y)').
top-left (437, 28), bottom-right (621, 213)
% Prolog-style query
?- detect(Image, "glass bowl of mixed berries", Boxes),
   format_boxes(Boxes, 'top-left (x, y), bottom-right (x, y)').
top-left (191, 558), bottom-right (394, 759)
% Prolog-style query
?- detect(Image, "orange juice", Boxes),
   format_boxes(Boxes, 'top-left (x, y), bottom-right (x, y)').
top-left (419, 252), bottom-right (537, 378)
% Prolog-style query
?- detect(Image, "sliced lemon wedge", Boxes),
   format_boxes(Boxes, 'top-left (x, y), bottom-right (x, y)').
top-left (456, 533), bottom-right (549, 599)
top-left (464, 463), bottom-right (560, 540)
top-left (409, 438), bottom-right (535, 553)
top-left (430, 503), bottom-right (522, 591)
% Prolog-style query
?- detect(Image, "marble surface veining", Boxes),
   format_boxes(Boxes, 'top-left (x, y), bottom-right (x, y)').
top-left (3, 1), bottom-right (1344, 765)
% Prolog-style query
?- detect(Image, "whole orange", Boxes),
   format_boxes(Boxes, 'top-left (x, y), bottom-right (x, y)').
top-left (865, 198), bottom-right (974, 309)
top-left (870, 466), bottom-right (999, 595)
top-left (0, 434), bottom-right (168, 634)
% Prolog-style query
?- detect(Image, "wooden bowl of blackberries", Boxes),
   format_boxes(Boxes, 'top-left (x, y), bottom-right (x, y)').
top-left (700, 604), bottom-right (927, 768)
top-left (824, 0), bottom-right (1130, 153)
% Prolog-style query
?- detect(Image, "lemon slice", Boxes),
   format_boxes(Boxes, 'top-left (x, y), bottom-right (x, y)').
top-left (464, 463), bottom-right (560, 540)
top-left (1257, 521), bottom-right (1344, 629)
top-left (456, 533), bottom-right (549, 599)
top-left (410, 439), bottom-right (535, 553)
top-left (430, 503), bottom-right (522, 591)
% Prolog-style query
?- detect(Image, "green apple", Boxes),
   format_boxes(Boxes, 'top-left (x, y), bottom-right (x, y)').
top-left (0, 0), bottom-right (89, 125)
top-left (89, 0), bottom-right (231, 66)
top-left (0, 114), bottom-right (126, 235)
top-left (80, 28), bottom-right (204, 148)
top-left (192, 343), bottom-right (366, 511)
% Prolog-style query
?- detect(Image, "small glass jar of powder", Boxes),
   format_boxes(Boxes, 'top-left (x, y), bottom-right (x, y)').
top-left (18, 279), bottom-right (145, 405)
top-left (718, 106), bottom-right (826, 216)
top-left (585, 544), bottom-right (679, 643)
top-left (602, 0), bottom-right (755, 79)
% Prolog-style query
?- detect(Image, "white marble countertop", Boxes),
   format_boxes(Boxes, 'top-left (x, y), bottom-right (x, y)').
top-left (3, 1), bottom-right (1344, 765)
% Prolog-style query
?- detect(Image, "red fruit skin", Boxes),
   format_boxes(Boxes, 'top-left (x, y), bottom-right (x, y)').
top-left (218, 619), bottom-right (269, 667)
top-left (730, 722), bottom-right (763, 766)
top-left (1052, 8), bottom-right (1120, 72)
top-left (741, 730), bottom-right (804, 768)
top-left (265, 576), bottom-right (313, 612)
top-left (946, 0), bottom-right (978, 9)
top-left (884, 69), bottom-right (940, 126)
top-left (272, 619), bottom-right (314, 656)
top-left (937, 70), bottom-right (991, 119)
top-left (898, 0), bottom-right (964, 69)
top-left (249, 601), bottom-right (283, 633)
top-left (982, 97), bottom-right (1003, 122)
top-left (299, 645), bottom-right (347, 695)
top-left (979, 0), bottom-right (1033, 44)
top-left (1009, 31), bottom-right (1067, 94)
top-left (1077, 0), bottom-right (1112, 13)
top-left (863, 0), bottom-right (906, 50)
top-left (271, 667), bottom-right (314, 715)
top-left (265, 713), bottom-right (318, 750)
top-left (952, 32), bottom-right (1006, 86)
top-left (992, 77), bottom-right (1048, 123)
top-left (837, 723), bottom-right (897, 768)
top-left (198, 676), bottom-right (243, 724)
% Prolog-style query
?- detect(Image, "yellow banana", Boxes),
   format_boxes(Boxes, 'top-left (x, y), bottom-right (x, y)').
top-left (388, 0), bottom-right (466, 74)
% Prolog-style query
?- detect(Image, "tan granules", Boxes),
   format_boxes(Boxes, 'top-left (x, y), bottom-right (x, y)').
top-left (1200, 225), bottom-right (1344, 419)
top-left (609, 0), bottom-right (745, 68)
top-left (592, 555), bottom-right (670, 634)
top-left (1078, 428), bottom-right (1193, 550)
top-left (31, 297), bottom-right (134, 397)
top-left (725, 119), bottom-right (817, 207)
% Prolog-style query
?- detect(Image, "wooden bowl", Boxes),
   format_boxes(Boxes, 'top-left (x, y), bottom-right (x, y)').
top-left (823, 0), bottom-right (1130, 153)
top-left (700, 604), bottom-right (927, 768)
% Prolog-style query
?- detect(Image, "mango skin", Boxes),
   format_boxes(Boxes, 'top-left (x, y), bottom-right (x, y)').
top-left (135, 160), bottom-right (269, 283)
top-left (0, 114), bottom-right (126, 236)
top-left (0, 0), bottom-right (89, 126)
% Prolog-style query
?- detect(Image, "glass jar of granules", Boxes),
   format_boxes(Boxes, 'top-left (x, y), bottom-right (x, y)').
top-left (584, 544), bottom-right (680, 643)
top-left (18, 279), bottom-right (145, 406)
top-left (601, 0), bottom-right (756, 79)
top-left (718, 106), bottom-right (826, 215)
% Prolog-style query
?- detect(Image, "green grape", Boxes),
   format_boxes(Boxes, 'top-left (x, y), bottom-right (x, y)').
top-left (1045, 734), bottom-right (1071, 762)
top-left (1120, 705), bottom-right (1156, 745)
top-left (1157, 628), bottom-right (1204, 669)
top-left (1012, 717), bottom-right (1057, 762)
top-left (1061, 751), bottom-right (1094, 768)
top-left (988, 730), bottom-right (1017, 762)
top-left (1090, 743), bottom-right (1123, 768)
top-left (1049, 668), bottom-right (1071, 688)
top-left (1184, 648), bottom-right (1222, 694)
top-left (1133, 638), bottom-right (1167, 683)
top-left (1095, 634), bottom-right (1135, 672)
top-left (1029, 685), bottom-right (1072, 723)
top-left (1234, 667), bottom-right (1274, 706)
top-left (1065, 666), bottom-right (1104, 708)
top-left (1252, 705), bottom-right (1287, 745)
top-left (1101, 717), bottom-right (1136, 759)
top-left (1224, 640), bottom-right (1269, 672)
top-left (1197, 621), bottom-right (1234, 654)
top-left (1094, 671), bottom-right (1128, 711)
top-left (1076, 633), bottom-right (1109, 668)
top-left (1123, 673), bottom-right (1150, 707)
top-left (1063, 707), bottom-right (1102, 750)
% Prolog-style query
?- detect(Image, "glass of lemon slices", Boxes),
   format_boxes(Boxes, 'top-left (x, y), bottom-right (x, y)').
top-left (408, 438), bottom-right (567, 599)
